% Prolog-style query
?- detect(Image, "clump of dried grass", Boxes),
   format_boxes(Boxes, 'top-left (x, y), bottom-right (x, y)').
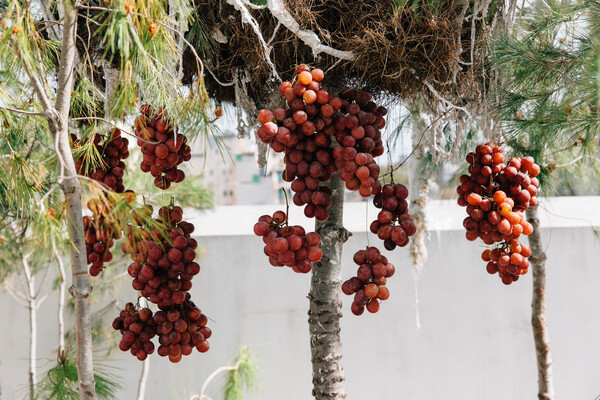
top-left (186, 0), bottom-right (495, 104)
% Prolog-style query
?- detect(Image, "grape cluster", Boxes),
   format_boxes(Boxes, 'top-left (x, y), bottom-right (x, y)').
top-left (332, 89), bottom-right (386, 197)
top-left (370, 183), bottom-right (416, 251)
top-left (154, 301), bottom-right (211, 363)
top-left (118, 203), bottom-right (211, 362)
top-left (134, 105), bottom-right (191, 190)
top-left (113, 300), bottom-right (211, 363)
top-left (341, 247), bottom-right (395, 315)
top-left (482, 240), bottom-right (532, 284)
top-left (73, 129), bottom-right (129, 193)
top-left (457, 143), bottom-right (540, 284)
top-left (285, 138), bottom-right (337, 221)
top-left (83, 215), bottom-right (116, 276)
top-left (253, 210), bottom-right (323, 273)
top-left (154, 300), bottom-right (212, 362)
top-left (113, 304), bottom-right (156, 361)
top-left (84, 196), bottom-right (126, 276)
top-left (257, 65), bottom-right (340, 221)
top-left (124, 204), bottom-right (200, 309)
top-left (72, 130), bottom-right (129, 275)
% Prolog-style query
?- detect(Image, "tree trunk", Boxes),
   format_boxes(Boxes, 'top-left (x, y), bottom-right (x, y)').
top-left (13, 3), bottom-right (93, 398)
top-left (527, 206), bottom-right (555, 400)
top-left (53, 6), bottom-right (96, 399)
top-left (22, 256), bottom-right (36, 400)
top-left (308, 173), bottom-right (349, 400)
top-left (60, 119), bottom-right (96, 400)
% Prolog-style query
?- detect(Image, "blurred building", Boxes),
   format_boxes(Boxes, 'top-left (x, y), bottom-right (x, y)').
top-left (187, 129), bottom-right (287, 206)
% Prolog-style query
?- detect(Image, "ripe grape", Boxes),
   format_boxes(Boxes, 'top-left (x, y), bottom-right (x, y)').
top-left (72, 129), bottom-right (129, 193)
top-left (134, 105), bottom-right (190, 189)
top-left (117, 203), bottom-right (212, 362)
top-left (370, 183), bottom-right (416, 251)
top-left (457, 143), bottom-right (540, 284)
top-left (253, 210), bottom-right (322, 273)
top-left (342, 247), bottom-right (395, 315)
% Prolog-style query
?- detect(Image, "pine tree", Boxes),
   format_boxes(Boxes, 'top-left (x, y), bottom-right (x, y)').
top-left (491, 1), bottom-right (600, 398)
top-left (1, 1), bottom-right (214, 398)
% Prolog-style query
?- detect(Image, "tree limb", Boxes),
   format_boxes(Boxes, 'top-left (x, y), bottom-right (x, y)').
top-left (0, 106), bottom-right (44, 116)
top-left (266, 0), bottom-right (354, 60)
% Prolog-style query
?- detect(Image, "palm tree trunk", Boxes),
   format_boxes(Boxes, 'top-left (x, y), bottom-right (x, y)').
top-left (527, 206), bottom-right (555, 400)
top-left (308, 173), bottom-right (350, 399)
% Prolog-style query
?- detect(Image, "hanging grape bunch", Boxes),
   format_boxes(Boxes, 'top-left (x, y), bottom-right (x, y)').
top-left (83, 197), bottom-right (123, 276)
top-left (153, 300), bottom-right (211, 362)
top-left (72, 129), bottom-right (129, 193)
top-left (117, 202), bottom-right (211, 362)
top-left (332, 88), bottom-right (386, 197)
top-left (370, 183), bottom-right (417, 251)
top-left (457, 143), bottom-right (540, 284)
top-left (253, 210), bottom-right (323, 273)
top-left (341, 247), bottom-right (395, 316)
top-left (71, 128), bottom-right (128, 276)
top-left (257, 65), bottom-right (341, 220)
top-left (112, 303), bottom-right (157, 361)
top-left (133, 105), bottom-right (191, 190)
top-left (123, 204), bottom-right (200, 309)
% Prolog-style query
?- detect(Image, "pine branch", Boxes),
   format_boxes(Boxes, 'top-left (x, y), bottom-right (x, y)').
top-left (0, 106), bottom-right (44, 116)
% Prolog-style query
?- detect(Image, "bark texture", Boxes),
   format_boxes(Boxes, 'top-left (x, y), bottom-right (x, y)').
top-left (308, 174), bottom-right (349, 400)
top-left (527, 206), bottom-right (555, 400)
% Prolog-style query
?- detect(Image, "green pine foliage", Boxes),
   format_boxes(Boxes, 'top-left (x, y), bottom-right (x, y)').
top-left (490, 0), bottom-right (600, 193)
top-left (35, 357), bottom-right (121, 400)
top-left (223, 346), bottom-right (258, 400)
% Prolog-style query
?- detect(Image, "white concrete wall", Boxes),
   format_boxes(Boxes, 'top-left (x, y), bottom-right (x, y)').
top-left (1, 197), bottom-right (599, 399)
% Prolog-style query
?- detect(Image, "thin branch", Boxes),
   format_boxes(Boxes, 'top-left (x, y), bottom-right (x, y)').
top-left (204, 64), bottom-right (235, 87)
top-left (0, 106), bottom-right (45, 116)
top-left (11, 38), bottom-right (57, 124)
top-left (0, 130), bottom-right (16, 153)
top-left (36, 293), bottom-right (49, 308)
top-left (4, 280), bottom-right (28, 306)
top-left (53, 241), bottom-right (67, 353)
top-left (191, 364), bottom-right (241, 400)
top-left (242, 0), bottom-right (267, 9)
top-left (424, 81), bottom-right (471, 117)
top-left (397, 109), bottom-right (452, 168)
top-left (555, 155), bottom-right (583, 168)
top-left (34, 258), bottom-right (52, 299)
top-left (266, 0), bottom-right (354, 60)
top-left (226, 0), bottom-right (281, 81)
top-left (69, 117), bottom-right (140, 141)
top-left (267, 21), bottom-right (281, 45)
